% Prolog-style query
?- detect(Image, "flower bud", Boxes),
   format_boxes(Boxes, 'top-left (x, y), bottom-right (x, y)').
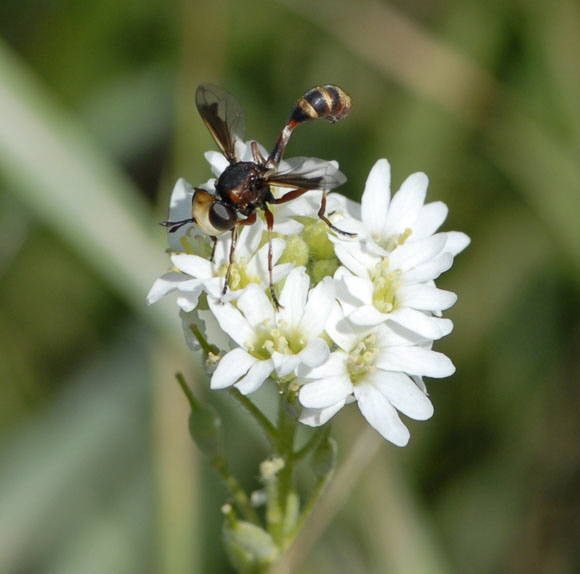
top-left (188, 401), bottom-right (222, 457)
top-left (222, 518), bottom-right (279, 571)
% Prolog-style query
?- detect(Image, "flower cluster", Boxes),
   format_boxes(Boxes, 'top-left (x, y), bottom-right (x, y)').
top-left (148, 142), bottom-right (469, 446)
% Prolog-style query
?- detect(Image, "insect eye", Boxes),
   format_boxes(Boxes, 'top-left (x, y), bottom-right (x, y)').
top-left (209, 202), bottom-right (237, 231)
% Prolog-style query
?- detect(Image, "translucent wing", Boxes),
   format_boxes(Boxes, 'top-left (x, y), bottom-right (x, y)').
top-left (267, 156), bottom-right (347, 191)
top-left (195, 84), bottom-right (246, 163)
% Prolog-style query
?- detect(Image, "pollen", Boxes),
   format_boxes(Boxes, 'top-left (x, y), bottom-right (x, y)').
top-left (226, 257), bottom-right (250, 290)
top-left (370, 259), bottom-right (402, 314)
top-left (248, 319), bottom-right (305, 361)
top-left (219, 256), bottom-right (261, 292)
top-left (373, 227), bottom-right (413, 252)
top-left (347, 333), bottom-right (379, 385)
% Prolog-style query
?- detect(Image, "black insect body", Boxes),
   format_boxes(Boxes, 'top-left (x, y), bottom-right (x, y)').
top-left (162, 83), bottom-right (353, 308)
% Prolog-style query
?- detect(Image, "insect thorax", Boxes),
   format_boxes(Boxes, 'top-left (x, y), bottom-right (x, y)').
top-left (216, 162), bottom-right (270, 213)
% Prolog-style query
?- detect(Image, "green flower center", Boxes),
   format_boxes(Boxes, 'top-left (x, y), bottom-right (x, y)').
top-left (370, 258), bottom-right (402, 314)
top-left (245, 319), bottom-right (306, 361)
top-left (218, 257), bottom-right (256, 291)
top-left (372, 227), bottom-right (413, 252)
top-left (280, 219), bottom-right (341, 286)
top-left (347, 333), bottom-right (379, 385)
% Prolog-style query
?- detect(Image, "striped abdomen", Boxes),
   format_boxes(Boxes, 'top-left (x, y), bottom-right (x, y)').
top-left (290, 85), bottom-right (353, 125)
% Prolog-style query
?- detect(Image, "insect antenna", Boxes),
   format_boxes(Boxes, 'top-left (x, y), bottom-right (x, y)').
top-left (160, 218), bottom-right (195, 233)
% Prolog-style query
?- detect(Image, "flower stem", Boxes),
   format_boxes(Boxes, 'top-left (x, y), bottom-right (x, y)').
top-left (266, 392), bottom-right (299, 548)
top-left (175, 371), bottom-right (197, 410)
top-left (289, 466), bottom-right (333, 542)
top-left (212, 455), bottom-right (261, 525)
top-left (294, 426), bottom-right (329, 461)
top-left (175, 373), bottom-right (260, 525)
top-left (228, 387), bottom-right (278, 447)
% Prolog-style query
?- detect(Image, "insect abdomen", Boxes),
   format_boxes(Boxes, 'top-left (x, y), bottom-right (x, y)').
top-left (291, 85), bottom-right (353, 125)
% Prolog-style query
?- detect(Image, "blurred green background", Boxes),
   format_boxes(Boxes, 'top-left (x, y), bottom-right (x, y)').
top-left (1, 0), bottom-right (579, 572)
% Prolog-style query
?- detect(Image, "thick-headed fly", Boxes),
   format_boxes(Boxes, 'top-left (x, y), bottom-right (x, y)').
top-left (162, 83), bottom-right (353, 308)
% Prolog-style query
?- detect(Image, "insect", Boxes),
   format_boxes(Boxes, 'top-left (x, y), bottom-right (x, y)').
top-left (162, 83), bottom-right (353, 308)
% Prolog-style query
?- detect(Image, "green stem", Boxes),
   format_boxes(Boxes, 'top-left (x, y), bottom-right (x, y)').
top-left (228, 387), bottom-right (278, 447)
top-left (175, 374), bottom-right (260, 525)
top-left (189, 323), bottom-right (220, 355)
top-left (212, 455), bottom-right (261, 525)
top-left (175, 371), bottom-right (197, 410)
top-left (294, 426), bottom-right (330, 461)
top-left (266, 392), bottom-right (299, 548)
top-left (287, 467), bottom-right (334, 544)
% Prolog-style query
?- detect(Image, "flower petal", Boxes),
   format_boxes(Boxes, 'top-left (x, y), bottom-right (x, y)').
top-left (354, 383), bottom-right (410, 446)
top-left (146, 271), bottom-right (192, 304)
top-left (376, 345), bottom-right (456, 378)
top-left (325, 303), bottom-right (369, 352)
top-left (388, 308), bottom-right (452, 340)
top-left (197, 309), bottom-right (233, 350)
top-left (336, 274), bottom-right (374, 307)
top-left (278, 268), bottom-right (309, 327)
top-left (297, 349), bottom-right (349, 379)
top-left (205, 150), bottom-right (229, 177)
top-left (237, 284), bottom-right (276, 329)
top-left (209, 298), bottom-right (255, 347)
top-left (413, 201), bottom-right (448, 238)
top-left (444, 231), bottom-right (471, 256)
top-left (389, 235), bottom-right (447, 271)
top-left (211, 348), bottom-right (255, 389)
top-left (333, 241), bottom-right (376, 279)
top-left (397, 284), bottom-right (457, 311)
top-left (176, 291), bottom-right (202, 312)
top-left (369, 371), bottom-right (434, 420)
top-left (361, 159), bottom-right (391, 235)
top-left (272, 352), bottom-right (301, 378)
top-left (402, 253), bottom-right (453, 283)
top-left (348, 305), bottom-right (388, 326)
top-left (171, 253), bottom-right (214, 279)
top-left (299, 401), bottom-right (345, 427)
top-left (384, 172), bottom-right (428, 235)
top-left (235, 359), bottom-right (273, 395)
top-left (165, 178), bottom-right (196, 246)
top-left (298, 337), bottom-right (330, 368)
top-left (299, 375), bottom-right (353, 408)
top-left (298, 277), bottom-right (335, 337)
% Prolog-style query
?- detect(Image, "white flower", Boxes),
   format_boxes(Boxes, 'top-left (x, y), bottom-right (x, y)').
top-left (327, 158), bottom-right (470, 339)
top-left (332, 237), bottom-right (457, 339)
top-left (146, 205), bottom-right (292, 311)
top-left (357, 158), bottom-right (470, 257)
top-left (148, 151), bottom-right (469, 446)
top-left (298, 304), bottom-right (455, 446)
top-left (208, 267), bottom-right (335, 395)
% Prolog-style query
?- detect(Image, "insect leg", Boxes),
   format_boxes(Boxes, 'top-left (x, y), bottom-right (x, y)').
top-left (222, 213), bottom-right (257, 300)
top-left (268, 187), bottom-right (309, 205)
top-left (209, 236), bottom-right (217, 261)
top-left (263, 206), bottom-right (282, 309)
top-left (269, 188), bottom-right (357, 237)
top-left (250, 141), bottom-right (267, 165)
top-left (317, 189), bottom-right (356, 237)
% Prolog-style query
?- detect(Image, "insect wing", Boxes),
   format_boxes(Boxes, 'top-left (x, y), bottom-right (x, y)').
top-left (195, 84), bottom-right (246, 163)
top-left (267, 156), bottom-right (347, 191)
